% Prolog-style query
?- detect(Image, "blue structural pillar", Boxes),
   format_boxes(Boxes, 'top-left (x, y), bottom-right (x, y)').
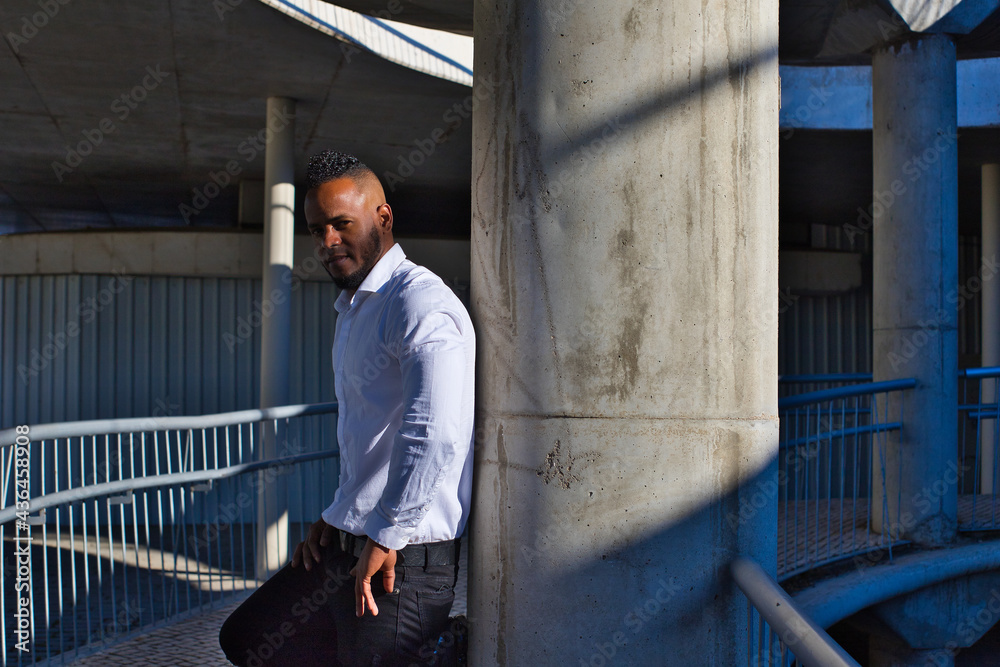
top-left (982, 164), bottom-right (1000, 493)
top-left (871, 35), bottom-right (958, 545)
top-left (257, 96), bottom-right (296, 579)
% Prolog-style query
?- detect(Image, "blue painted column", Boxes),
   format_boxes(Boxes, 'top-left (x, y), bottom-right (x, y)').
top-left (981, 164), bottom-right (1000, 493)
top-left (871, 35), bottom-right (958, 545)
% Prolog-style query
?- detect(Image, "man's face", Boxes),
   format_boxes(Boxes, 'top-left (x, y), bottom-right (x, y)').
top-left (305, 176), bottom-right (393, 292)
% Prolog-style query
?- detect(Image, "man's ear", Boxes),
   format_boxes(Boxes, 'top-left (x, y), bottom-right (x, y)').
top-left (378, 203), bottom-right (393, 232)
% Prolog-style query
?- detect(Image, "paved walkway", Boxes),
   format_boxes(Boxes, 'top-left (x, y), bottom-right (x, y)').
top-left (61, 548), bottom-right (468, 666)
top-left (67, 601), bottom-right (241, 666)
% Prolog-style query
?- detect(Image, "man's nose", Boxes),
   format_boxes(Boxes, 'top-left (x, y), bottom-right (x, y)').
top-left (323, 227), bottom-right (342, 247)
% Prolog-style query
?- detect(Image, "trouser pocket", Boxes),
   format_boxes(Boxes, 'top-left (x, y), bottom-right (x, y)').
top-left (396, 585), bottom-right (455, 663)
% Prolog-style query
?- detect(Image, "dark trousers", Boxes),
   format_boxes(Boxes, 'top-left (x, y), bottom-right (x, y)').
top-left (219, 536), bottom-right (457, 667)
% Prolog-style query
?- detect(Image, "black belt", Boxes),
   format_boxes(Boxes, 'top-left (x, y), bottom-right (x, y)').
top-left (338, 530), bottom-right (460, 567)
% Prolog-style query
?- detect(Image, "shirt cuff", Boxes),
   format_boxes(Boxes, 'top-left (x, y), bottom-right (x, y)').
top-left (364, 511), bottom-right (415, 551)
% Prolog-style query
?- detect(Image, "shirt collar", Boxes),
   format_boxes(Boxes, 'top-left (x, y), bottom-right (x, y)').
top-left (334, 243), bottom-right (406, 313)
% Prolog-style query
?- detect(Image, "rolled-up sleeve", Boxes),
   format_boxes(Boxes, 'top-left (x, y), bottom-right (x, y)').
top-left (363, 305), bottom-right (469, 550)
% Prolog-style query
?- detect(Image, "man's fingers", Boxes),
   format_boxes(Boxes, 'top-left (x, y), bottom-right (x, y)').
top-left (294, 518), bottom-right (330, 571)
top-left (354, 576), bottom-right (380, 617)
top-left (382, 568), bottom-right (395, 595)
top-left (355, 577), bottom-right (365, 617)
top-left (364, 581), bottom-right (379, 616)
top-left (308, 539), bottom-right (322, 566)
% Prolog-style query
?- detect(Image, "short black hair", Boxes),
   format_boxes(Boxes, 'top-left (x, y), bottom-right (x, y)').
top-left (305, 150), bottom-right (374, 190)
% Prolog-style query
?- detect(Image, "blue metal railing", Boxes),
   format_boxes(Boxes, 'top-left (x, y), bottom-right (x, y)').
top-left (958, 367), bottom-right (1000, 530)
top-left (0, 403), bottom-right (339, 665)
top-left (778, 379), bottom-right (916, 579)
top-left (778, 374), bottom-right (873, 399)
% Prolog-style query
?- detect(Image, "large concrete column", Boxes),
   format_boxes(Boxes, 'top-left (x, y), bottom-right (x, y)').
top-left (871, 35), bottom-right (958, 544)
top-left (257, 96), bottom-right (295, 578)
top-left (982, 164), bottom-right (1000, 493)
top-left (469, 2), bottom-right (779, 664)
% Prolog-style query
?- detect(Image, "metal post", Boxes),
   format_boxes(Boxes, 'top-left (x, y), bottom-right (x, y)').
top-left (257, 96), bottom-right (296, 579)
top-left (982, 164), bottom-right (1000, 494)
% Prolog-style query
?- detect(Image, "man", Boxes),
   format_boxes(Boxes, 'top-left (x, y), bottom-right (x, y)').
top-left (220, 150), bottom-right (475, 666)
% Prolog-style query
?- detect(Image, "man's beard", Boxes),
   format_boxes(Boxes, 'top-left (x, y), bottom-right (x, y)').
top-left (331, 224), bottom-right (383, 291)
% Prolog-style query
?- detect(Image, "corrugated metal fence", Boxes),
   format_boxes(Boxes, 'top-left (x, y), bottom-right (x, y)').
top-left (0, 274), bottom-right (338, 429)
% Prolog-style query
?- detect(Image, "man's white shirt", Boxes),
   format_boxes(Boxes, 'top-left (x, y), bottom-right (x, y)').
top-left (321, 243), bottom-right (475, 551)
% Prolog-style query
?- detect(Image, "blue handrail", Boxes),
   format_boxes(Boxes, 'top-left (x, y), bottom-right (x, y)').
top-left (958, 366), bottom-right (1000, 379)
top-left (779, 373), bottom-right (873, 384)
top-left (779, 379), bottom-right (918, 410)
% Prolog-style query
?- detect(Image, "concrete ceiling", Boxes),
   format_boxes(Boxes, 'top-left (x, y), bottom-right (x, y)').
top-left (780, 0), bottom-right (1000, 64)
top-left (328, 0), bottom-right (473, 35)
top-left (780, 127), bottom-right (1000, 241)
top-left (0, 0), bottom-right (473, 236)
top-left (0, 0), bottom-right (997, 239)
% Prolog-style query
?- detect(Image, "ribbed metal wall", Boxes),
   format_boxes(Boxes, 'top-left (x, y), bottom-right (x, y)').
top-left (958, 234), bottom-right (981, 360)
top-left (0, 274), bottom-right (338, 429)
top-left (778, 289), bottom-right (873, 376)
top-left (778, 235), bottom-right (983, 376)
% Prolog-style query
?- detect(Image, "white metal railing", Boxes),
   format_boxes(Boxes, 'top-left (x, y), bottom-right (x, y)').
top-left (259, 0), bottom-right (473, 86)
top-left (0, 403), bottom-right (338, 665)
top-left (732, 557), bottom-right (861, 667)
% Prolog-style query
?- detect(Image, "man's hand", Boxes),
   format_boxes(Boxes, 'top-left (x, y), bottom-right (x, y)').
top-left (291, 518), bottom-right (336, 571)
top-left (350, 538), bottom-right (397, 617)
